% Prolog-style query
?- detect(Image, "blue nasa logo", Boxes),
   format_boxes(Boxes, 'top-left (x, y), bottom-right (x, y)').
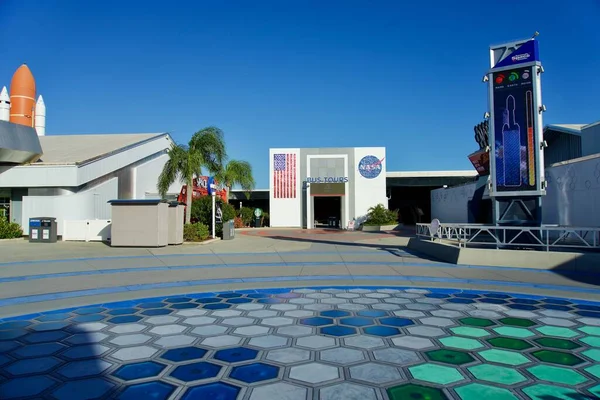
top-left (358, 155), bottom-right (384, 179)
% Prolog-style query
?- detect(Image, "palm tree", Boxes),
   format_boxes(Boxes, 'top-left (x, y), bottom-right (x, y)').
top-left (158, 127), bottom-right (226, 224)
top-left (216, 160), bottom-right (256, 201)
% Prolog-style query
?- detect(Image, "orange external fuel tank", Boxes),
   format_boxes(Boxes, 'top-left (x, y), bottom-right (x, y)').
top-left (9, 64), bottom-right (36, 127)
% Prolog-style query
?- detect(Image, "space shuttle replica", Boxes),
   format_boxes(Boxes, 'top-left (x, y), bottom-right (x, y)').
top-left (0, 64), bottom-right (46, 136)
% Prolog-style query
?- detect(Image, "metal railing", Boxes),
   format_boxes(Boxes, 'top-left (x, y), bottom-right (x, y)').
top-left (416, 223), bottom-right (600, 251)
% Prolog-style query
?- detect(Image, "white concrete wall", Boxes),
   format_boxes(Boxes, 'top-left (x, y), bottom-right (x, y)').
top-left (134, 154), bottom-right (182, 199)
top-left (269, 148), bottom-right (302, 227)
top-left (22, 178), bottom-right (118, 235)
top-left (353, 147), bottom-right (388, 221)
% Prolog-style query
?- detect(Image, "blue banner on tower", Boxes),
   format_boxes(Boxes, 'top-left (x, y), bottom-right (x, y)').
top-left (493, 40), bottom-right (540, 69)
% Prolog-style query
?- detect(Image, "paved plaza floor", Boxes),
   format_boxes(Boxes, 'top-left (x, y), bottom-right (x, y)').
top-left (0, 229), bottom-right (599, 399)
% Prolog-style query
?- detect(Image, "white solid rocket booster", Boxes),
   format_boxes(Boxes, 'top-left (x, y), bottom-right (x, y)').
top-left (35, 94), bottom-right (45, 136)
top-left (0, 86), bottom-right (10, 122)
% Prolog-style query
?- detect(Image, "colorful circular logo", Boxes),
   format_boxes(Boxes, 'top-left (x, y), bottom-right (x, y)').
top-left (358, 155), bottom-right (383, 179)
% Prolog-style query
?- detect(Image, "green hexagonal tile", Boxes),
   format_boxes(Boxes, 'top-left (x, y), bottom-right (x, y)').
top-left (585, 364), bottom-right (600, 379)
top-left (493, 327), bottom-right (534, 338)
top-left (499, 317), bottom-right (535, 327)
top-left (450, 327), bottom-right (490, 338)
top-left (531, 350), bottom-right (584, 366)
top-left (582, 348), bottom-right (600, 362)
top-left (459, 317), bottom-right (494, 327)
top-left (478, 349), bottom-right (530, 366)
top-left (487, 337), bottom-right (533, 350)
top-left (426, 349), bottom-right (474, 365)
top-left (409, 363), bottom-right (464, 385)
top-left (522, 384), bottom-right (582, 400)
top-left (468, 364), bottom-right (526, 385)
top-left (387, 383), bottom-right (448, 400)
top-left (589, 383), bottom-right (600, 397)
top-left (455, 383), bottom-right (518, 400)
top-left (578, 326), bottom-right (600, 336)
top-left (535, 326), bottom-right (578, 338)
top-left (526, 365), bottom-right (588, 386)
top-left (533, 337), bottom-right (579, 350)
top-left (579, 335), bottom-right (600, 347)
top-left (440, 336), bottom-right (484, 350)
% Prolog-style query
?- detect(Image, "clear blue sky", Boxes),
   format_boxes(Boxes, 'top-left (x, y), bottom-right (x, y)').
top-left (1, 1), bottom-right (598, 188)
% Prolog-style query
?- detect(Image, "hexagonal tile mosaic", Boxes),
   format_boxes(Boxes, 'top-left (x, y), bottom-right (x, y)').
top-left (0, 287), bottom-right (598, 399)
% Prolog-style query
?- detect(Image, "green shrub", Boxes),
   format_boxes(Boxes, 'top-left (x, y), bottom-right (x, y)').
top-left (363, 204), bottom-right (398, 226)
top-left (239, 207), bottom-right (254, 225)
top-left (190, 196), bottom-right (236, 237)
top-left (0, 218), bottom-right (23, 239)
top-left (183, 222), bottom-right (210, 242)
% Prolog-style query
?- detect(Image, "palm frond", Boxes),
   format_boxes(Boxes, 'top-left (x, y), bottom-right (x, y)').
top-left (189, 126), bottom-right (227, 175)
top-left (158, 144), bottom-right (188, 197)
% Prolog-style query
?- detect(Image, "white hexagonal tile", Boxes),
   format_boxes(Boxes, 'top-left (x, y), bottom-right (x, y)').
top-left (393, 310), bottom-right (426, 318)
top-left (202, 335), bottom-right (242, 348)
top-left (289, 298), bottom-right (315, 305)
top-left (261, 317), bottom-right (294, 327)
top-left (352, 298), bottom-right (379, 305)
top-left (431, 310), bottom-right (464, 318)
top-left (110, 334), bottom-right (152, 346)
top-left (276, 326), bottom-right (313, 337)
top-left (372, 303), bottom-right (401, 311)
top-left (248, 310), bottom-right (278, 318)
top-left (250, 382), bottom-right (306, 400)
top-left (183, 316), bottom-right (216, 326)
top-left (373, 348), bottom-right (420, 364)
top-left (248, 335), bottom-right (288, 349)
top-left (468, 310), bottom-right (502, 319)
top-left (474, 303), bottom-right (508, 312)
top-left (349, 362), bottom-right (403, 384)
top-left (149, 325), bottom-right (186, 335)
top-left (155, 334), bottom-right (196, 348)
top-left (392, 335), bottom-right (434, 349)
top-left (145, 316), bottom-right (179, 325)
top-left (270, 304), bottom-right (298, 311)
top-left (336, 293), bottom-right (360, 299)
top-left (384, 298), bottom-right (412, 304)
top-left (419, 317), bottom-right (455, 327)
top-left (289, 362), bottom-right (339, 384)
top-left (221, 317), bottom-right (256, 327)
top-left (175, 309), bottom-right (207, 317)
top-left (418, 298), bottom-right (444, 305)
top-left (377, 289), bottom-right (401, 294)
top-left (321, 289), bottom-right (344, 294)
top-left (394, 292), bottom-right (422, 299)
top-left (296, 335), bottom-right (336, 350)
top-left (70, 323), bottom-right (107, 332)
top-left (284, 310), bottom-right (314, 318)
top-left (234, 303), bottom-right (265, 311)
top-left (343, 336), bottom-right (384, 350)
top-left (109, 324), bottom-right (146, 334)
top-left (320, 383), bottom-right (377, 400)
top-left (321, 298), bottom-right (346, 305)
top-left (266, 348), bottom-right (310, 364)
top-left (337, 303), bottom-right (367, 311)
top-left (540, 310), bottom-right (575, 319)
top-left (191, 325), bottom-right (228, 336)
top-left (538, 317), bottom-right (576, 327)
top-left (111, 346), bottom-right (158, 361)
top-left (441, 303), bottom-right (474, 311)
top-left (66, 332), bottom-right (108, 345)
top-left (303, 304), bottom-right (332, 311)
top-left (405, 303), bottom-right (436, 311)
top-left (234, 326), bottom-right (270, 336)
top-left (211, 310), bottom-right (243, 318)
top-left (405, 289), bottom-right (429, 294)
top-left (348, 289), bottom-right (371, 294)
top-left (406, 326), bottom-right (446, 337)
top-left (365, 293), bottom-right (390, 299)
top-left (503, 310), bottom-right (539, 318)
top-left (306, 293), bottom-right (331, 299)
top-left (320, 347), bottom-right (365, 364)
top-left (578, 317), bottom-right (600, 326)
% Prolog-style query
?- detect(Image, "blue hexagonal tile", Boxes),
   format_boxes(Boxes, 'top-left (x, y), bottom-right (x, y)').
top-left (61, 344), bottom-right (110, 360)
top-left (321, 310), bottom-right (350, 318)
top-left (182, 382), bottom-right (240, 400)
top-left (357, 310), bottom-right (388, 317)
top-left (543, 298), bottom-right (571, 305)
top-left (214, 347), bottom-right (259, 363)
top-left (320, 326), bottom-right (357, 337)
top-left (5, 356), bottom-right (63, 376)
top-left (22, 330), bottom-right (69, 343)
top-left (170, 361), bottom-right (222, 382)
top-left (0, 375), bottom-right (57, 399)
top-left (448, 298), bottom-right (475, 304)
top-left (218, 293), bottom-right (243, 299)
top-left (300, 317), bottom-right (333, 326)
top-left (379, 317), bottom-right (414, 327)
top-left (0, 341), bottom-right (19, 352)
top-left (165, 297), bottom-right (192, 303)
top-left (340, 317), bottom-right (374, 327)
top-left (512, 298), bottom-right (540, 305)
top-left (12, 342), bottom-right (65, 358)
top-left (257, 298), bottom-right (283, 304)
top-left (52, 377), bottom-right (115, 400)
top-left (137, 302), bottom-right (166, 309)
top-left (229, 362), bottom-right (279, 383)
top-left (0, 329), bottom-right (27, 340)
top-left (227, 298), bottom-right (253, 304)
top-left (108, 315), bottom-right (143, 324)
top-left (141, 309), bottom-right (172, 316)
top-left (203, 303), bottom-right (231, 310)
top-left (36, 313), bottom-right (71, 322)
top-left (577, 305), bottom-right (600, 311)
top-left (454, 293), bottom-right (480, 299)
top-left (171, 303), bottom-right (198, 309)
top-left (0, 320), bottom-right (31, 329)
top-left (364, 326), bottom-right (400, 337)
top-left (246, 293), bottom-right (269, 299)
top-left (507, 304), bottom-right (538, 311)
top-left (576, 310), bottom-right (600, 318)
top-left (425, 293), bottom-right (450, 298)
top-left (106, 308), bottom-right (138, 316)
top-left (118, 381), bottom-right (175, 400)
top-left (73, 307), bottom-right (106, 315)
top-left (161, 346), bottom-right (207, 362)
top-left (483, 293), bottom-right (511, 299)
top-left (544, 305), bottom-right (572, 311)
top-left (72, 314), bottom-right (105, 323)
top-left (30, 321), bottom-right (70, 331)
top-left (478, 298), bottom-right (508, 304)
top-left (276, 292), bottom-right (301, 298)
top-left (196, 298), bottom-right (222, 304)
top-left (0, 354), bottom-right (10, 367)
top-left (113, 361), bottom-right (167, 381)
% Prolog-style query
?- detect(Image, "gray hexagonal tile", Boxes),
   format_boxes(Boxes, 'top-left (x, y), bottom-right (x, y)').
top-left (234, 325), bottom-right (270, 336)
top-left (155, 334), bottom-right (196, 348)
top-left (61, 344), bottom-right (111, 360)
top-left (441, 303), bottom-right (473, 311)
top-left (406, 289), bottom-right (429, 294)
top-left (468, 310), bottom-right (502, 319)
top-left (250, 382), bottom-right (307, 400)
top-left (322, 289), bottom-right (344, 294)
top-left (419, 298), bottom-right (444, 305)
top-left (394, 292), bottom-right (421, 299)
top-left (111, 346), bottom-right (158, 361)
top-left (406, 326), bottom-right (446, 337)
top-left (109, 324), bottom-right (146, 334)
top-left (538, 317), bottom-right (576, 327)
top-left (57, 359), bottom-right (112, 379)
top-left (284, 310), bottom-right (314, 318)
top-left (343, 335), bottom-right (384, 350)
top-left (277, 326), bottom-right (313, 337)
top-left (297, 335), bottom-right (336, 350)
top-left (365, 293), bottom-right (389, 299)
top-left (110, 334), bottom-right (152, 346)
top-left (371, 303), bottom-right (401, 311)
top-left (149, 325), bottom-right (186, 335)
top-left (320, 347), bottom-right (365, 364)
top-left (503, 310), bottom-right (539, 319)
top-left (420, 317), bottom-right (455, 327)
top-left (578, 317), bottom-right (600, 326)
top-left (184, 316), bottom-right (217, 326)
top-left (474, 303), bottom-right (507, 312)
top-left (222, 317), bottom-right (256, 327)
top-left (321, 298), bottom-right (347, 305)
top-left (336, 293), bottom-right (360, 299)
top-left (377, 289), bottom-right (401, 294)
top-left (202, 335), bottom-right (242, 348)
top-left (211, 310), bottom-right (242, 318)
top-left (384, 298), bottom-right (411, 304)
top-left (289, 362), bottom-right (339, 384)
top-left (348, 289), bottom-right (371, 294)
top-left (352, 298), bottom-right (379, 305)
top-left (349, 362), bottom-right (403, 384)
top-left (65, 332), bottom-right (108, 345)
top-left (292, 289), bottom-right (316, 293)
top-left (304, 304), bottom-right (332, 311)
top-left (145, 316), bottom-right (179, 325)
top-left (235, 303), bottom-right (265, 311)
top-left (266, 348), bottom-right (310, 364)
top-left (191, 325), bottom-right (228, 336)
top-left (261, 317), bottom-right (294, 327)
top-left (249, 335), bottom-right (288, 349)
top-left (289, 298), bottom-right (315, 305)
top-left (405, 303), bottom-right (436, 311)
top-left (393, 310), bottom-right (426, 318)
top-left (391, 336), bottom-right (434, 349)
top-left (540, 310), bottom-right (575, 319)
top-left (248, 310), bottom-right (278, 318)
top-left (306, 293), bottom-right (331, 299)
top-left (373, 348), bottom-right (420, 365)
top-left (431, 310), bottom-right (464, 318)
top-left (338, 303), bottom-right (367, 311)
top-left (320, 382), bottom-right (377, 400)
top-left (175, 309), bottom-right (207, 317)
top-left (69, 322), bottom-right (107, 332)
top-left (270, 304), bottom-right (298, 311)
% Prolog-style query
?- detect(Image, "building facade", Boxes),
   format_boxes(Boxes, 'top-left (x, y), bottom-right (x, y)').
top-left (269, 147), bottom-right (388, 229)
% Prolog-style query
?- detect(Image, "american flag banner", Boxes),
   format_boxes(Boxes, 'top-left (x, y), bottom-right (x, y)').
top-left (273, 153), bottom-right (297, 198)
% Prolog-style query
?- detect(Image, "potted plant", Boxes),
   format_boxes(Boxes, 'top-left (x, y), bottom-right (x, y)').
top-left (361, 204), bottom-right (400, 232)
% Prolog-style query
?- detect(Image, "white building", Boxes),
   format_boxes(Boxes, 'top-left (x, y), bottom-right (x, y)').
top-left (0, 132), bottom-right (181, 235)
top-left (269, 147), bottom-right (388, 229)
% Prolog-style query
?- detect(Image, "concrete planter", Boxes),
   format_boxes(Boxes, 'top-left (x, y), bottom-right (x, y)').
top-left (361, 224), bottom-right (403, 232)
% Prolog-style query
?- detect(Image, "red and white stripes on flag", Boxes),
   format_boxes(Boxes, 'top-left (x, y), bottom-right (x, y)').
top-left (273, 153), bottom-right (297, 198)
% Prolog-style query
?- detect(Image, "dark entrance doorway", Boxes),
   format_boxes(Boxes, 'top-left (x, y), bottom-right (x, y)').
top-left (314, 196), bottom-right (342, 228)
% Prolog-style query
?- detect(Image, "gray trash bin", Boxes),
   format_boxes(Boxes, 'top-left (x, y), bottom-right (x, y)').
top-left (223, 219), bottom-right (235, 240)
top-left (168, 201), bottom-right (184, 245)
top-left (29, 217), bottom-right (57, 243)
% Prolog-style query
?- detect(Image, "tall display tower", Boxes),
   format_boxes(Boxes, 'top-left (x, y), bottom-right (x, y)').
top-left (487, 35), bottom-right (546, 226)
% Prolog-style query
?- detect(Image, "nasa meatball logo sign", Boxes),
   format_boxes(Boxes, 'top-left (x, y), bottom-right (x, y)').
top-left (358, 155), bottom-right (384, 179)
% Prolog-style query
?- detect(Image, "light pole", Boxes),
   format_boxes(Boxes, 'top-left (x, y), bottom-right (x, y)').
top-left (211, 184), bottom-right (216, 239)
